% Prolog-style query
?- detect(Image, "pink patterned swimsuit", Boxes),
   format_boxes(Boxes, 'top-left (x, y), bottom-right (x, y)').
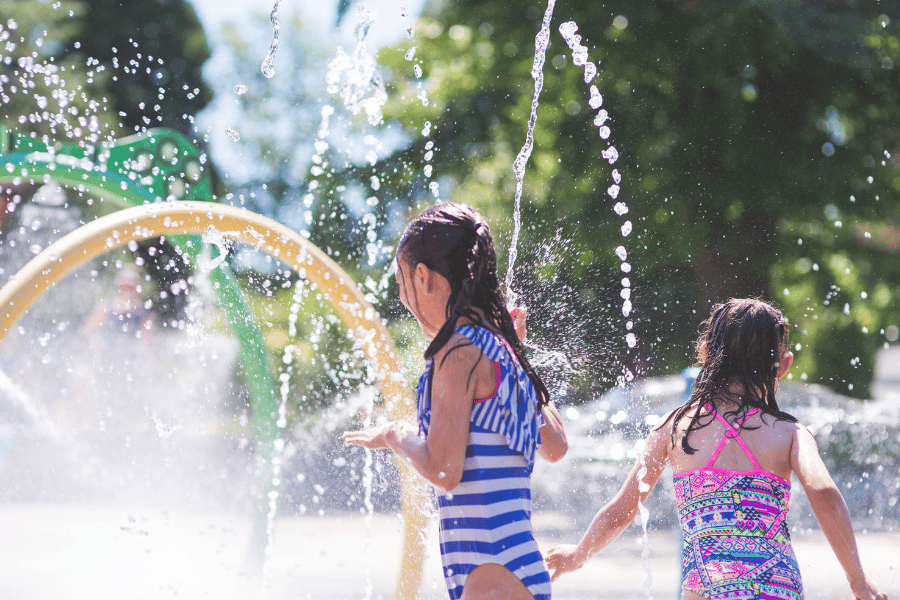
top-left (673, 408), bottom-right (803, 600)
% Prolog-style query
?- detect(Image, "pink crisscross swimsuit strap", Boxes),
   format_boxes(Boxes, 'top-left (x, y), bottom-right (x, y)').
top-left (702, 407), bottom-right (764, 472)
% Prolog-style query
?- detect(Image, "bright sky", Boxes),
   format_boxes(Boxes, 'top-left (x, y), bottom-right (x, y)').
top-left (188, 0), bottom-right (424, 50)
top-left (187, 0), bottom-right (426, 184)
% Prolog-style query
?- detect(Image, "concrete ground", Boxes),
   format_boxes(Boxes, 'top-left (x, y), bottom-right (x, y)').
top-left (0, 504), bottom-right (896, 599)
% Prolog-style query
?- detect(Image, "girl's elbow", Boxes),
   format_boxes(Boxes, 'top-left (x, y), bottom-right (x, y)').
top-left (428, 465), bottom-right (463, 492)
top-left (433, 473), bottom-right (462, 493)
top-left (550, 442), bottom-right (570, 462)
top-left (539, 438), bottom-right (569, 463)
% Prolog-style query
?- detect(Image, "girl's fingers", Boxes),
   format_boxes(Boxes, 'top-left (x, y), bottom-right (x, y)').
top-left (343, 430), bottom-right (367, 444)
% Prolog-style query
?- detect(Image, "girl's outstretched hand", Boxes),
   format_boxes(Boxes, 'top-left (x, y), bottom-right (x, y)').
top-left (850, 577), bottom-right (888, 600)
top-left (343, 422), bottom-right (394, 450)
top-left (509, 306), bottom-right (527, 342)
top-left (544, 544), bottom-right (587, 582)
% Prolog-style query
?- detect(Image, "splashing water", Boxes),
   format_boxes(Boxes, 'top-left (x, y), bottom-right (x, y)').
top-left (635, 439), bottom-right (655, 599)
top-left (559, 20), bottom-right (634, 350)
top-left (198, 226), bottom-right (231, 272)
top-left (0, 7), bottom-right (402, 596)
top-left (261, 0), bottom-right (280, 78)
top-left (505, 0), bottom-right (557, 306)
top-left (361, 394), bottom-right (377, 600)
top-left (0, 369), bottom-right (59, 440)
top-left (402, 10), bottom-right (439, 200)
top-left (325, 5), bottom-right (387, 126)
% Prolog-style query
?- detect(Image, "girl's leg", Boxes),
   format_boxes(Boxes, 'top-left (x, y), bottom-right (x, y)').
top-left (681, 590), bottom-right (707, 600)
top-left (461, 563), bottom-right (535, 600)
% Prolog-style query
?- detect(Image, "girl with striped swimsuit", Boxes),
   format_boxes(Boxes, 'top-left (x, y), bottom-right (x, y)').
top-left (344, 203), bottom-right (568, 600)
top-left (545, 298), bottom-right (887, 600)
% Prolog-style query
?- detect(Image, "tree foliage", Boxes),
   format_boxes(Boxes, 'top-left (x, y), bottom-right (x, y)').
top-left (60, 0), bottom-right (212, 137)
top-left (374, 0), bottom-right (900, 398)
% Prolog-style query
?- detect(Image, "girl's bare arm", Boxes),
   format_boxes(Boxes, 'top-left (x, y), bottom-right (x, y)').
top-left (544, 424), bottom-right (669, 581)
top-left (791, 426), bottom-right (887, 600)
top-left (537, 402), bottom-right (568, 462)
top-left (508, 307), bottom-right (568, 462)
top-left (344, 339), bottom-right (477, 492)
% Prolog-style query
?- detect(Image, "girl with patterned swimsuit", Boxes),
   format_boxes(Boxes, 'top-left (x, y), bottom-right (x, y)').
top-left (546, 298), bottom-right (887, 600)
top-left (344, 203), bottom-right (568, 600)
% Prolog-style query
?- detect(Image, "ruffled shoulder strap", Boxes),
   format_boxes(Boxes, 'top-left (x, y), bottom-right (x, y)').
top-left (456, 325), bottom-right (543, 470)
top-left (415, 357), bottom-right (434, 438)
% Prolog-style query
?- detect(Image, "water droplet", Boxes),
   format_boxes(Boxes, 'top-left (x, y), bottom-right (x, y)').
top-left (615, 245), bottom-right (627, 261)
top-left (594, 109), bottom-right (609, 126)
top-left (621, 221), bottom-right (632, 237)
top-left (225, 128), bottom-right (240, 142)
top-left (599, 125), bottom-right (611, 139)
top-left (583, 61), bottom-right (597, 84)
top-left (589, 85), bottom-right (602, 109)
top-left (233, 84), bottom-right (248, 95)
top-left (607, 184), bottom-right (620, 199)
top-left (602, 146), bottom-right (619, 164)
top-left (405, 47), bottom-right (417, 61)
top-left (261, 56), bottom-right (275, 78)
top-left (260, 0), bottom-right (280, 78)
top-left (614, 202), bottom-right (628, 216)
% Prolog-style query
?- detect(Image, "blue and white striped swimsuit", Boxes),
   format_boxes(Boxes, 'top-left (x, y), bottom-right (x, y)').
top-left (416, 325), bottom-right (551, 600)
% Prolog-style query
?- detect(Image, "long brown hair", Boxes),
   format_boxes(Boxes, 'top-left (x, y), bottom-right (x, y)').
top-left (664, 298), bottom-right (797, 453)
top-left (397, 202), bottom-right (550, 411)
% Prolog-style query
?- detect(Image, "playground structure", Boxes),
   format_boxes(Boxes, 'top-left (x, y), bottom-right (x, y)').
top-left (0, 126), bottom-right (427, 600)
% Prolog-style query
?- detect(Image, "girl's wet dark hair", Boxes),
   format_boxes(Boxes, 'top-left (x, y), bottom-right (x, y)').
top-left (664, 298), bottom-right (797, 453)
top-left (397, 202), bottom-right (550, 411)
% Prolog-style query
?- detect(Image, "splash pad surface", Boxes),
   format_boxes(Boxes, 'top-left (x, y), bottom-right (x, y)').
top-left (0, 504), bottom-right (896, 599)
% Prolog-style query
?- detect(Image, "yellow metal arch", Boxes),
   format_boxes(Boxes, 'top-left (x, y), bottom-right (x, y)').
top-left (0, 200), bottom-right (427, 600)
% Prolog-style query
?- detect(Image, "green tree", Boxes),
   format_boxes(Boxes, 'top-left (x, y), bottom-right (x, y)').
top-left (61, 0), bottom-right (212, 136)
top-left (0, 0), bottom-right (120, 144)
top-left (373, 0), bottom-right (900, 398)
top-left (1, 0), bottom-right (214, 323)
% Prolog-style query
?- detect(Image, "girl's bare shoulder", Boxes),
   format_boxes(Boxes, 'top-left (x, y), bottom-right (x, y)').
top-left (433, 331), bottom-right (484, 371)
top-left (760, 411), bottom-right (806, 435)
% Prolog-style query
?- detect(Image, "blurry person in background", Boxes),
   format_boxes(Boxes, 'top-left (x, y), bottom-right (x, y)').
top-left (82, 264), bottom-right (155, 342)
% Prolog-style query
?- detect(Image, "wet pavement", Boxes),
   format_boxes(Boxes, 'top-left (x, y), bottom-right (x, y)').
top-left (0, 505), bottom-right (897, 599)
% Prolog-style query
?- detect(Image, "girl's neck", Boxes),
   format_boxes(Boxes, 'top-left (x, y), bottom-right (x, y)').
top-left (454, 308), bottom-right (501, 336)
